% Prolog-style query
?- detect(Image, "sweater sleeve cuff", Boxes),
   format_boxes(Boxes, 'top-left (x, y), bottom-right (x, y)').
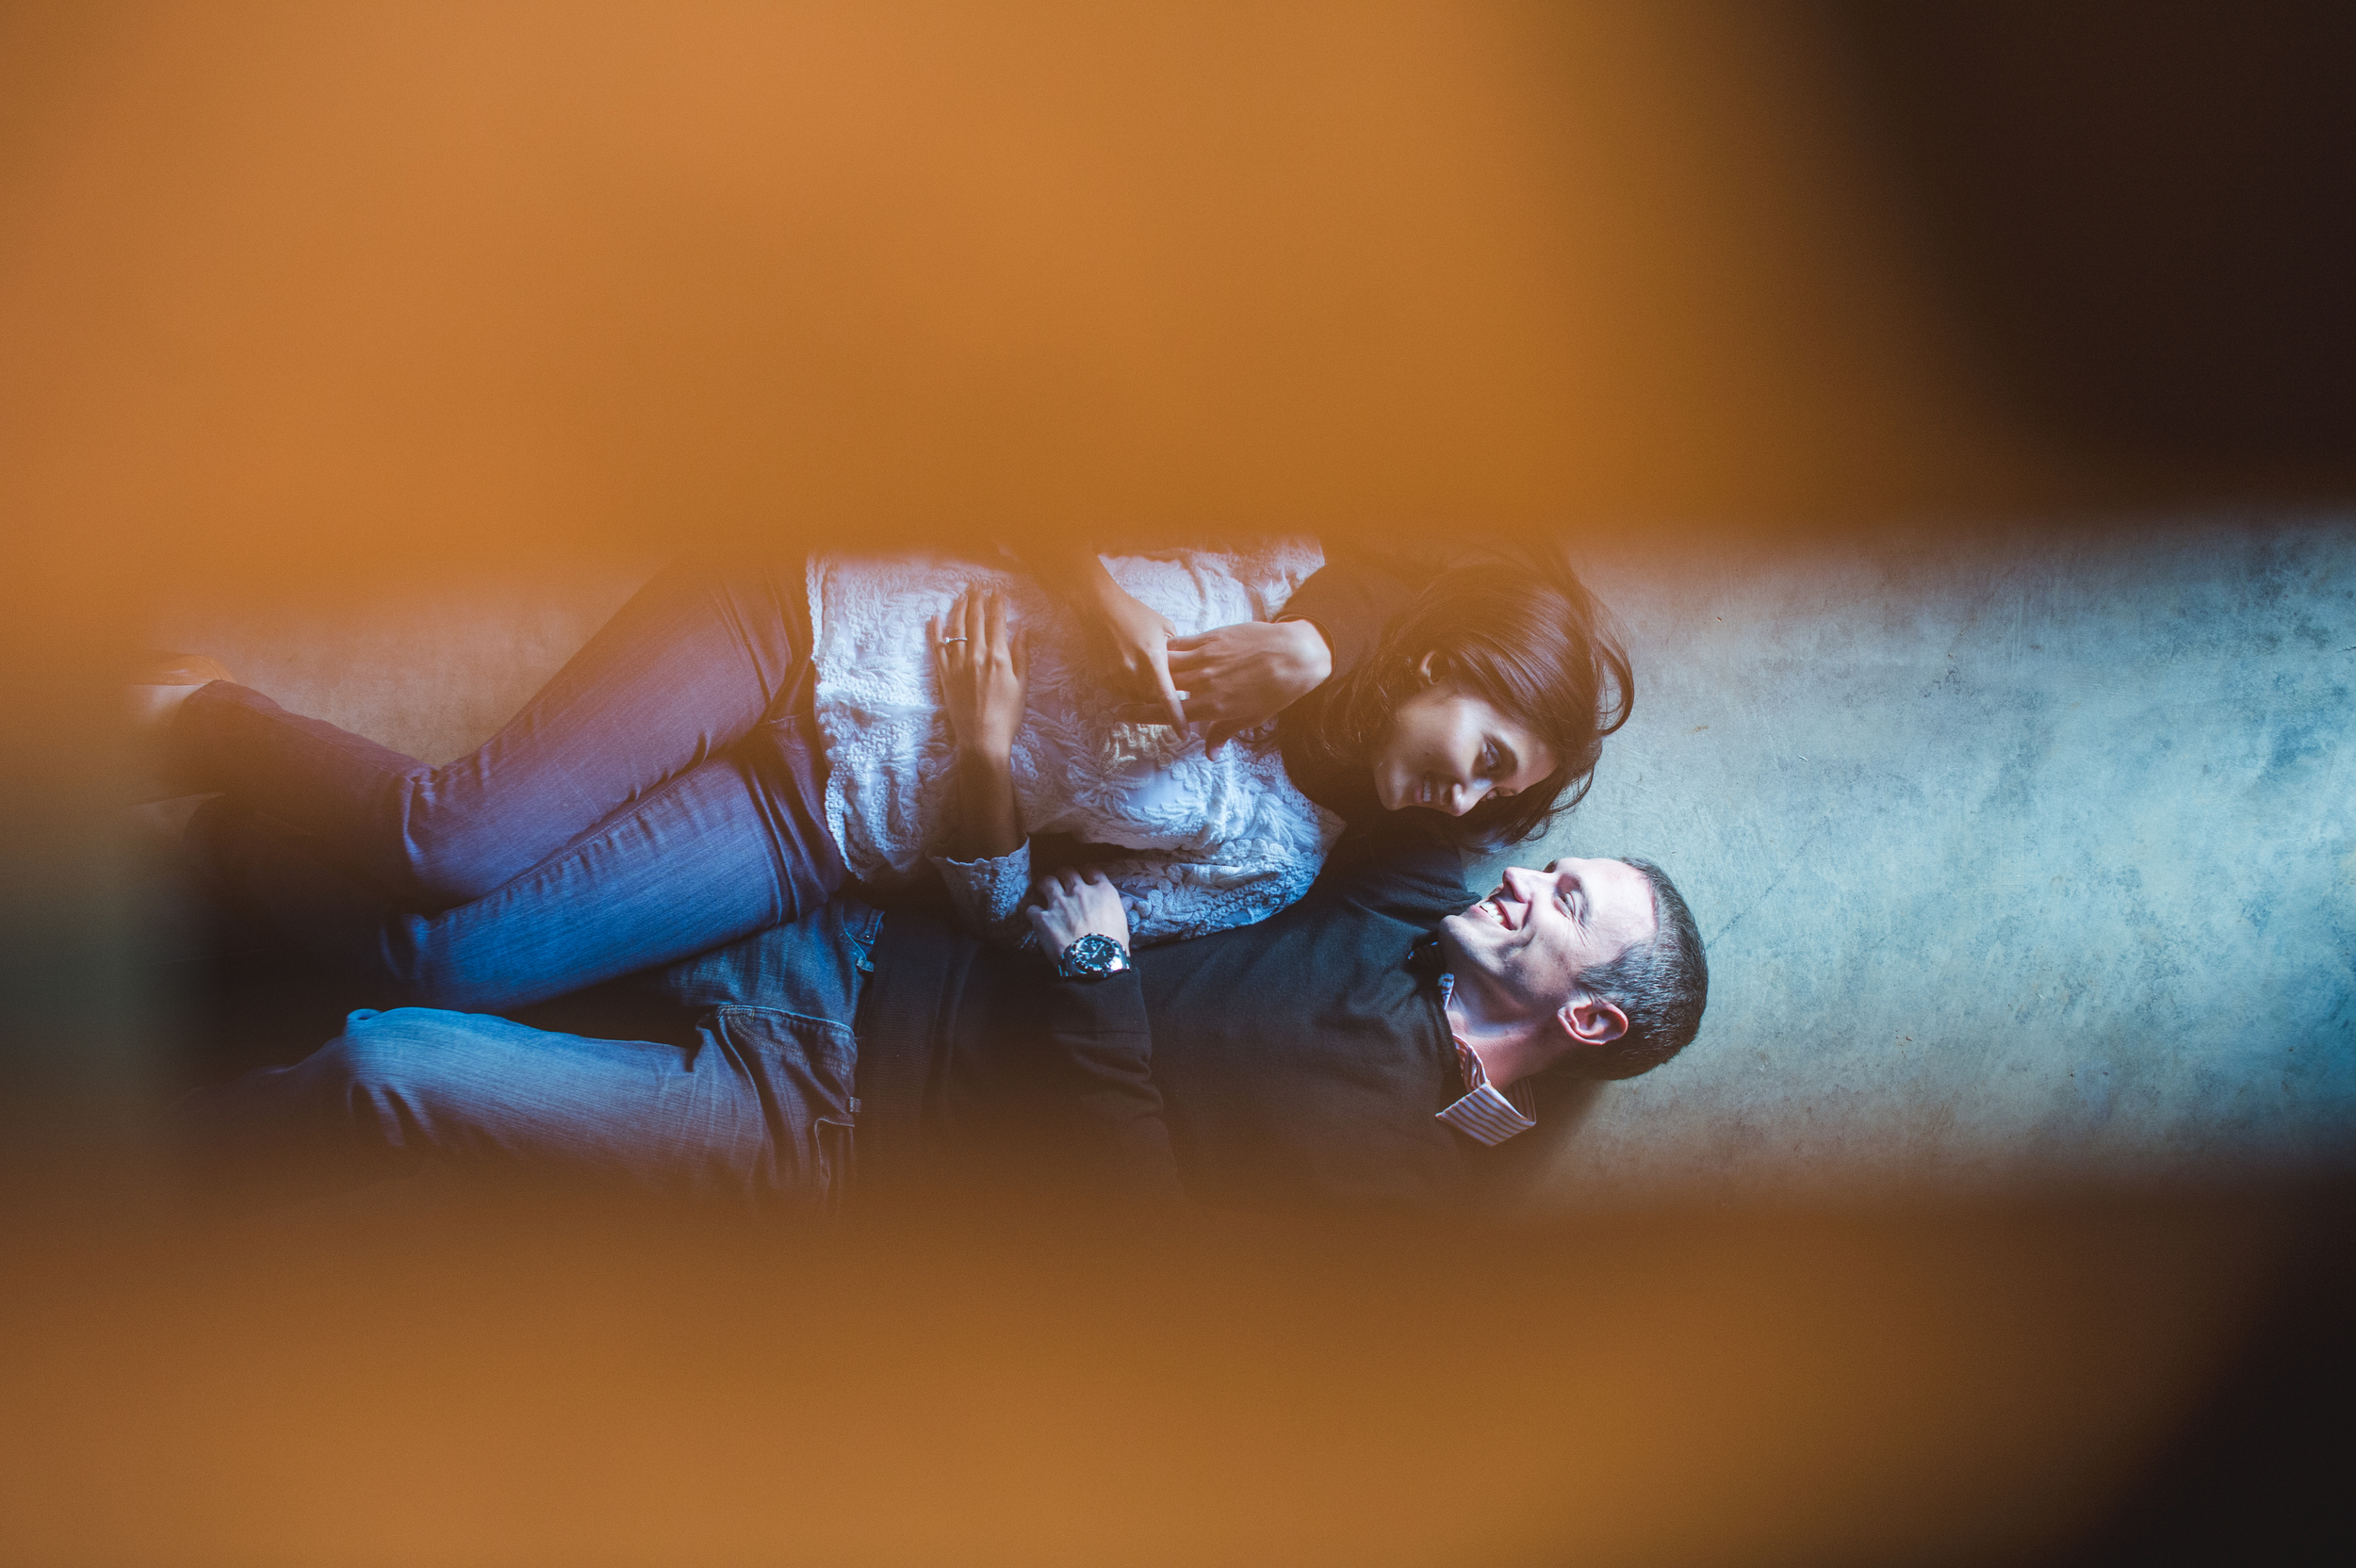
top-left (929, 841), bottom-right (1035, 945)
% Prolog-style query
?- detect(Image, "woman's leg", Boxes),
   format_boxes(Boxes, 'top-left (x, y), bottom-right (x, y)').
top-left (185, 710), bottom-right (844, 1012)
top-left (171, 558), bottom-right (811, 906)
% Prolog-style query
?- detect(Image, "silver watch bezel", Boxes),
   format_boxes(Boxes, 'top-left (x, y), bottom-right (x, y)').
top-left (1056, 932), bottom-right (1133, 981)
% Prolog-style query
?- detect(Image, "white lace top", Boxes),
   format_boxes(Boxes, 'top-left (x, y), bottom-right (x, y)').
top-left (807, 541), bottom-right (1345, 948)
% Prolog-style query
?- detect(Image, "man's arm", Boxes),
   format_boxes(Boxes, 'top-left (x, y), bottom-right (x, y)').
top-left (1026, 869), bottom-right (1186, 1205)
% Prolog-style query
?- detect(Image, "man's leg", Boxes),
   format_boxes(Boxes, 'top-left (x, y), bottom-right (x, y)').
top-left (178, 1002), bottom-right (859, 1215)
top-left (168, 558), bottom-right (812, 906)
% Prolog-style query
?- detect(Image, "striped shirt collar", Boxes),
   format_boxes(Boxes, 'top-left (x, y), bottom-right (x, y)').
top-left (1433, 972), bottom-right (1538, 1146)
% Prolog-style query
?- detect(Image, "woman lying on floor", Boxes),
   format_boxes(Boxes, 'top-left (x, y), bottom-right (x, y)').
top-left (134, 537), bottom-right (1630, 1011)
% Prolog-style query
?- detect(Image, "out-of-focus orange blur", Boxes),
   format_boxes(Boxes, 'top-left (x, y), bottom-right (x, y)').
top-left (0, 1192), bottom-right (2309, 1565)
top-left (1, 0), bottom-right (2050, 599)
top-left (3, 5), bottom-right (2348, 1561)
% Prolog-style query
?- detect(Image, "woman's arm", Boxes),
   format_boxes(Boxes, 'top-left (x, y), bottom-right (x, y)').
top-left (1268, 547), bottom-right (1423, 683)
top-left (1121, 548), bottom-right (1420, 751)
top-left (1020, 542), bottom-right (1419, 752)
top-left (1018, 544), bottom-right (1188, 728)
top-left (932, 585), bottom-right (1028, 863)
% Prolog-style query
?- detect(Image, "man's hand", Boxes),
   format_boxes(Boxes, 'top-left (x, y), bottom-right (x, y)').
top-left (932, 586), bottom-right (1029, 761)
top-left (1114, 618), bottom-right (1334, 754)
top-left (1026, 867), bottom-right (1132, 956)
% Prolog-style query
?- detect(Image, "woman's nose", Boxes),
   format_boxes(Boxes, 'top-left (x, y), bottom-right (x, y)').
top-left (1443, 778), bottom-right (1484, 816)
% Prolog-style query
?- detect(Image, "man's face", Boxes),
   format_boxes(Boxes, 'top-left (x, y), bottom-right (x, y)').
top-left (1439, 858), bottom-right (1658, 1019)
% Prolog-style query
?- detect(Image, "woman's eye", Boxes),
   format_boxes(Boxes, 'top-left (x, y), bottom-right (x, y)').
top-left (1479, 743), bottom-right (1500, 776)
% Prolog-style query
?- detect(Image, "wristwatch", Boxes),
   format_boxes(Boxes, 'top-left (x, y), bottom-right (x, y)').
top-left (1055, 932), bottom-right (1134, 982)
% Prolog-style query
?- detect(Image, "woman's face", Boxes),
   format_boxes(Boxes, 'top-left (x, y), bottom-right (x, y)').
top-left (1369, 681), bottom-right (1557, 817)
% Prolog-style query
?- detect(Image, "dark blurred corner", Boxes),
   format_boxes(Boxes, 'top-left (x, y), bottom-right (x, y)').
top-left (1813, 0), bottom-right (2356, 494)
top-left (2057, 1200), bottom-right (2356, 1566)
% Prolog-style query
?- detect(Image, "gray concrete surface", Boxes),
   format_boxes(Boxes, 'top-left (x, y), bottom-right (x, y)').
top-left (155, 520), bottom-right (2355, 1202)
top-left (1480, 518), bottom-right (2355, 1206)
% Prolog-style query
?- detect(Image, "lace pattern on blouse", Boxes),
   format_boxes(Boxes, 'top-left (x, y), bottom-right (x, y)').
top-left (809, 541), bottom-right (1344, 948)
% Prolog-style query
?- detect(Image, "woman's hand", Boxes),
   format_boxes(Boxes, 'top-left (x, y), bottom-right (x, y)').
top-left (1004, 543), bottom-right (1186, 727)
top-left (1117, 618), bottom-right (1334, 754)
top-left (932, 586), bottom-right (1029, 761)
top-left (1025, 866), bottom-right (1132, 955)
top-left (935, 587), bottom-right (1028, 862)
top-left (1083, 577), bottom-right (1186, 729)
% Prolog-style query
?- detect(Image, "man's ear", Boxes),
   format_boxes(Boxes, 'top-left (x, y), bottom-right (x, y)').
top-left (1558, 988), bottom-right (1628, 1050)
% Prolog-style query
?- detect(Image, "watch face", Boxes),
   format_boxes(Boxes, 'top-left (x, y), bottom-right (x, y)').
top-left (1061, 933), bottom-right (1127, 978)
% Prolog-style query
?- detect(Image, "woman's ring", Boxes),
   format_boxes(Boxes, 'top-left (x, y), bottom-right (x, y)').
top-left (939, 636), bottom-right (970, 645)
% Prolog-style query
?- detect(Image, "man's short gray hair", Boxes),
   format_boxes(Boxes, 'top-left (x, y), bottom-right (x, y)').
top-left (1570, 858), bottom-right (1708, 1079)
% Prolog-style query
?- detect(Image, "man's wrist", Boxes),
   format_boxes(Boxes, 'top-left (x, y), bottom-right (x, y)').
top-left (1055, 931), bottom-right (1134, 981)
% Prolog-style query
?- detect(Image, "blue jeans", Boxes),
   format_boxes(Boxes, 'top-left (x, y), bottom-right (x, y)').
top-left (177, 558), bottom-right (846, 1011)
top-left (180, 898), bottom-right (885, 1213)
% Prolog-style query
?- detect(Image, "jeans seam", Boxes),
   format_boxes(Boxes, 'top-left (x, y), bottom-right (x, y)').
top-left (713, 1002), bottom-right (856, 1042)
top-left (704, 573), bottom-right (779, 714)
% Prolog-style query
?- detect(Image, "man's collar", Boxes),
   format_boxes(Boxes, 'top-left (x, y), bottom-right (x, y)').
top-left (1432, 973), bottom-right (1538, 1147)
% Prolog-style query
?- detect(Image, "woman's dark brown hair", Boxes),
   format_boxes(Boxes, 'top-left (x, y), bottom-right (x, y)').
top-left (1292, 546), bottom-right (1633, 847)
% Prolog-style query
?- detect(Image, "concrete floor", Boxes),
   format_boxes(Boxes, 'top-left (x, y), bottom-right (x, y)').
top-left (1479, 517), bottom-right (2355, 1206)
top-left (154, 519), bottom-right (2356, 1203)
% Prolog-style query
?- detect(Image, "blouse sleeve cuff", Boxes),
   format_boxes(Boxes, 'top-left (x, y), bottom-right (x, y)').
top-left (929, 841), bottom-right (1036, 945)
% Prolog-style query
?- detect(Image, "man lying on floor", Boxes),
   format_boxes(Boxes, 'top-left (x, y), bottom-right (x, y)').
top-left (181, 835), bottom-right (1708, 1215)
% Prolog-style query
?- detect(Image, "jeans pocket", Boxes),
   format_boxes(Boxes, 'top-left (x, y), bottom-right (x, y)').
top-left (815, 1115), bottom-right (857, 1223)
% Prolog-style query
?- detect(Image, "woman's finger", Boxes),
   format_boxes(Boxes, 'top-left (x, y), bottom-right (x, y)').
top-left (1110, 695), bottom-right (1202, 725)
top-left (1144, 645), bottom-right (1186, 727)
top-left (984, 587), bottom-right (1007, 653)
